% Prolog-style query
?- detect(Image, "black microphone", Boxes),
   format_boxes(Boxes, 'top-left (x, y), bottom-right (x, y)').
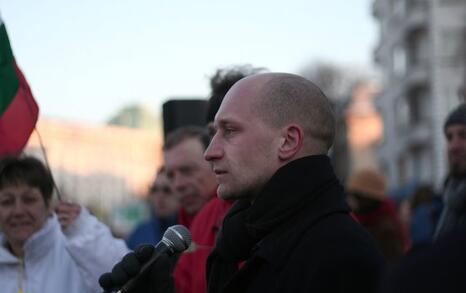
top-left (116, 225), bottom-right (191, 293)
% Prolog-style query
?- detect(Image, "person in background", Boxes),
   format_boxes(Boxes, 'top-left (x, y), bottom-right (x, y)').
top-left (126, 167), bottom-right (179, 250)
top-left (346, 168), bottom-right (408, 264)
top-left (406, 184), bottom-right (442, 250)
top-left (163, 127), bottom-right (219, 230)
top-left (380, 104), bottom-right (466, 293)
top-left (206, 65), bottom-right (266, 135)
top-left (99, 127), bottom-right (217, 293)
top-left (0, 155), bottom-right (129, 293)
top-left (163, 126), bottom-right (230, 293)
top-left (434, 103), bottom-right (466, 240)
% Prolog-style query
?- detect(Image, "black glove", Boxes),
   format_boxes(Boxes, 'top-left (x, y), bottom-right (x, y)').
top-left (99, 244), bottom-right (176, 293)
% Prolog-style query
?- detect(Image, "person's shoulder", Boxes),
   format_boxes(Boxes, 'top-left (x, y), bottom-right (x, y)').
top-left (300, 212), bottom-right (383, 261)
top-left (282, 213), bottom-right (384, 289)
top-left (381, 232), bottom-right (466, 293)
top-left (278, 213), bottom-right (384, 292)
top-left (132, 219), bottom-right (156, 233)
top-left (126, 219), bottom-right (158, 249)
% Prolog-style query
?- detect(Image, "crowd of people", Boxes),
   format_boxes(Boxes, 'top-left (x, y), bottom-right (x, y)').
top-left (0, 65), bottom-right (465, 293)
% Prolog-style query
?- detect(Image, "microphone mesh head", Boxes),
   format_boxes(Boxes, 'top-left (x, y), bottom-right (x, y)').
top-left (163, 225), bottom-right (192, 252)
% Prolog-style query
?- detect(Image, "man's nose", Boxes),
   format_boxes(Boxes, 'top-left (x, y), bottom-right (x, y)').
top-left (173, 174), bottom-right (188, 193)
top-left (204, 135), bottom-right (222, 162)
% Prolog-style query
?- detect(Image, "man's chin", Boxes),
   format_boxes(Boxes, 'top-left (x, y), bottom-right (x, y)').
top-left (217, 186), bottom-right (237, 200)
top-left (217, 191), bottom-right (235, 200)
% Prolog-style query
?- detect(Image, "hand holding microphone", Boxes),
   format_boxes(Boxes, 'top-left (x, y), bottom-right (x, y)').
top-left (99, 225), bottom-right (192, 293)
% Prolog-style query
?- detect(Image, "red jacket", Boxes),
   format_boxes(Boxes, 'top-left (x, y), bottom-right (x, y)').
top-left (173, 197), bottom-right (233, 293)
top-left (177, 208), bottom-right (196, 230)
top-left (354, 198), bottom-right (409, 261)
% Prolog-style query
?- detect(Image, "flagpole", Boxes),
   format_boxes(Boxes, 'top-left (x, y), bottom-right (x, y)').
top-left (33, 126), bottom-right (63, 201)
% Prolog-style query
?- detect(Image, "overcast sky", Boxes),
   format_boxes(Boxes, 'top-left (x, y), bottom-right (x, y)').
top-left (0, 0), bottom-right (377, 124)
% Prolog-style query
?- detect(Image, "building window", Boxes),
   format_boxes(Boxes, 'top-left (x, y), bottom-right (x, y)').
top-left (407, 28), bottom-right (428, 67)
top-left (398, 155), bottom-right (407, 186)
top-left (411, 147), bottom-right (422, 180)
top-left (394, 0), bottom-right (406, 15)
top-left (441, 29), bottom-right (464, 64)
top-left (440, 0), bottom-right (464, 4)
top-left (393, 46), bottom-right (407, 76)
top-left (407, 0), bottom-right (428, 11)
top-left (395, 96), bottom-right (410, 130)
top-left (407, 86), bottom-right (429, 125)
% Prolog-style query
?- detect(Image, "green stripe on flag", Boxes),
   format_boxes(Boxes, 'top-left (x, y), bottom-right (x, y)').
top-left (0, 21), bottom-right (20, 115)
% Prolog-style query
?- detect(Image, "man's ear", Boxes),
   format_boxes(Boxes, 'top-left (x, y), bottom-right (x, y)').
top-left (278, 124), bottom-right (303, 160)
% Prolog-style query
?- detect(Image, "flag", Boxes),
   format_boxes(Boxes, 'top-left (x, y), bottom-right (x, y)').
top-left (0, 15), bottom-right (39, 156)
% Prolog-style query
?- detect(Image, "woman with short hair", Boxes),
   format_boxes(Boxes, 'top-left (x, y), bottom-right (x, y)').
top-left (0, 155), bottom-right (129, 293)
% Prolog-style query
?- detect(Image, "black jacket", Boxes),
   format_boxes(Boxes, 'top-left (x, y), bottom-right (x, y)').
top-left (207, 155), bottom-right (385, 293)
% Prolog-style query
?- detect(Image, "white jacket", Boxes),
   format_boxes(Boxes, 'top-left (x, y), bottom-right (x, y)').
top-left (0, 208), bottom-right (129, 293)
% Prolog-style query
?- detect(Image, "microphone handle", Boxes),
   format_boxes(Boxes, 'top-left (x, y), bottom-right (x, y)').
top-left (118, 242), bottom-right (172, 293)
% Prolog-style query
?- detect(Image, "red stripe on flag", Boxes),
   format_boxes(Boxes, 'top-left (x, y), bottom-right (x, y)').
top-left (0, 61), bottom-right (39, 156)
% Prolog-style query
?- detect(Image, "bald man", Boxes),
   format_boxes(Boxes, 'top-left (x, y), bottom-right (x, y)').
top-left (204, 73), bottom-right (384, 293)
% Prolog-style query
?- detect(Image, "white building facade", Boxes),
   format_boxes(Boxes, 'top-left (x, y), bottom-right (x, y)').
top-left (372, 0), bottom-right (466, 191)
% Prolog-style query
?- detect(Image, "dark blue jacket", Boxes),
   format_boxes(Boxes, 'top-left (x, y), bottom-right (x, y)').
top-left (126, 215), bottom-right (177, 250)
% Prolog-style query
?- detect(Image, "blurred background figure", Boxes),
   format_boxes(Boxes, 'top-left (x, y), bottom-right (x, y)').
top-left (0, 155), bottom-right (128, 293)
top-left (378, 104), bottom-right (466, 293)
top-left (126, 167), bottom-right (179, 250)
top-left (346, 168), bottom-right (407, 264)
top-left (379, 230), bottom-right (466, 293)
top-left (434, 103), bottom-right (466, 240)
top-left (405, 185), bottom-right (442, 250)
top-left (206, 64), bottom-right (266, 135)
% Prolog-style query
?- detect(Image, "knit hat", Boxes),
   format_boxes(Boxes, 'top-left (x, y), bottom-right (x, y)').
top-left (444, 103), bottom-right (466, 133)
top-left (346, 169), bottom-right (386, 200)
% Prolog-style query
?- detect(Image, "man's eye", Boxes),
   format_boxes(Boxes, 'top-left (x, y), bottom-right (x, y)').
top-left (166, 172), bottom-right (174, 180)
top-left (0, 199), bottom-right (13, 207)
top-left (224, 128), bottom-right (235, 135)
top-left (180, 166), bottom-right (193, 176)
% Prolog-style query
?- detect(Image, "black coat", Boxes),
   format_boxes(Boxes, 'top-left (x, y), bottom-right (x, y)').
top-left (208, 156), bottom-right (385, 293)
top-left (380, 231), bottom-right (466, 293)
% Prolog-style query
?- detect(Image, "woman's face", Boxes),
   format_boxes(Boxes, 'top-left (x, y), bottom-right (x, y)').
top-left (0, 184), bottom-right (50, 248)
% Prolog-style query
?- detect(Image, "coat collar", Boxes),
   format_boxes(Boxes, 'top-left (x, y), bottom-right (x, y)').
top-left (246, 155), bottom-right (349, 270)
top-left (0, 215), bottom-right (60, 264)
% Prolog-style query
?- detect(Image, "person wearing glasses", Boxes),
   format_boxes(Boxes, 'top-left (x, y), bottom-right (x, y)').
top-left (126, 167), bottom-right (179, 250)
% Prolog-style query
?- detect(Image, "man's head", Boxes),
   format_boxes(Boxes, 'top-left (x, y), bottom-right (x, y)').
top-left (163, 126), bottom-right (217, 215)
top-left (444, 103), bottom-right (466, 177)
top-left (206, 65), bottom-right (266, 135)
top-left (147, 167), bottom-right (179, 218)
top-left (204, 72), bottom-right (336, 201)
